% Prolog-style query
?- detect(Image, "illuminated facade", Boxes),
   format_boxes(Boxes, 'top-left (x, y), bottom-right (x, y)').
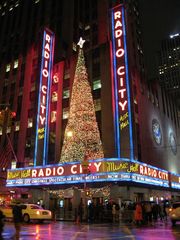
top-left (110, 5), bottom-right (133, 159)
top-left (0, 0), bottom-right (179, 208)
top-left (34, 28), bottom-right (55, 166)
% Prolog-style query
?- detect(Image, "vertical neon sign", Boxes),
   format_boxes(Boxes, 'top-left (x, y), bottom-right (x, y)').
top-left (110, 5), bottom-right (134, 159)
top-left (34, 28), bottom-right (55, 166)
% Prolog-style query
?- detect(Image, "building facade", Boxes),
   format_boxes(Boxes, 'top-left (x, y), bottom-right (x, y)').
top-left (158, 33), bottom-right (180, 114)
top-left (0, 0), bottom-right (180, 213)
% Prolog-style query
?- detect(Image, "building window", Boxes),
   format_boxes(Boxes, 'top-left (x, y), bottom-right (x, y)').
top-left (15, 122), bottom-right (20, 131)
top-left (93, 80), bottom-right (101, 90)
top-left (63, 89), bottom-right (70, 99)
top-left (51, 111), bottom-right (57, 123)
top-left (6, 64), bottom-right (11, 72)
top-left (52, 91), bottom-right (58, 102)
top-left (63, 108), bottom-right (69, 119)
top-left (28, 118), bottom-right (33, 128)
top-left (94, 99), bottom-right (101, 111)
top-left (64, 71), bottom-right (70, 80)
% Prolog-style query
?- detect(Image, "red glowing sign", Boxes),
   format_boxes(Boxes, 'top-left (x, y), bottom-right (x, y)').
top-left (39, 33), bottom-right (52, 127)
top-left (113, 10), bottom-right (128, 112)
top-left (34, 28), bottom-right (55, 166)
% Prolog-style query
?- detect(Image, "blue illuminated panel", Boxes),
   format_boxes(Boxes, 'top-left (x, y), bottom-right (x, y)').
top-left (7, 158), bottom-right (170, 188)
top-left (34, 28), bottom-right (55, 166)
top-left (110, 5), bottom-right (134, 159)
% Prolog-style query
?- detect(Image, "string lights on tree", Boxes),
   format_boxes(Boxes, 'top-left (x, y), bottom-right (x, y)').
top-left (60, 38), bottom-right (104, 163)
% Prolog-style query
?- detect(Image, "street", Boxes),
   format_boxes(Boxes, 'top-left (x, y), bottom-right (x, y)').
top-left (1, 220), bottom-right (180, 240)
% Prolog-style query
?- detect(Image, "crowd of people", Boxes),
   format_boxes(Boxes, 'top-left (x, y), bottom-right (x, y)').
top-left (134, 201), bottom-right (168, 226)
top-left (75, 200), bottom-right (169, 225)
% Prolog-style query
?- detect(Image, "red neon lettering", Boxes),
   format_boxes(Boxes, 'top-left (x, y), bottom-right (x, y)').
top-left (117, 39), bottom-right (122, 47)
top-left (45, 168), bottom-right (51, 176)
top-left (119, 78), bottom-right (124, 86)
top-left (44, 50), bottom-right (50, 59)
top-left (42, 85), bottom-right (47, 94)
top-left (116, 48), bottom-right (124, 57)
top-left (119, 89), bottom-right (126, 98)
top-left (115, 20), bottom-right (122, 29)
top-left (40, 104), bottom-right (46, 114)
top-left (114, 11), bottom-right (121, 20)
top-left (32, 169), bottom-right (37, 177)
top-left (71, 165), bottom-right (77, 174)
top-left (115, 29), bottom-right (123, 38)
top-left (57, 167), bottom-right (64, 175)
top-left (117, 66), bottom-right (125, 75)
top-left (119, 101), bottom-right (127, 111)
top-left (42, 69), bottom-right (48, 78)
top-left (39, 115), bottom-right (46, 125)
top-left (139, 165), bottom-right (144, 174)
top-left (45, 34), bottom-right (51, 42)
top-left (44, 42), bottom-right (50, 51)
top-left (42, 95), bottom-right (46, 105)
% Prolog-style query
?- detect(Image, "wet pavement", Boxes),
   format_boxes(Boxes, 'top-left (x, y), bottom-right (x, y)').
top-left (1, 220), bottom-right (180, 240)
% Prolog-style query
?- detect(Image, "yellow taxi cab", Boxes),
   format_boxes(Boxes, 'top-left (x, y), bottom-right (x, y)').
top-left (0, 203), bottom-right (52, 223)
top-left (168, 202), bottom-right (180, 226)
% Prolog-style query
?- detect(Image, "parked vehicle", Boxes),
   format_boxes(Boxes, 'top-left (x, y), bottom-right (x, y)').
top-left (0, 204), bottom-right (52, 223)
top-left (168, 202), bottom-right (180, 226)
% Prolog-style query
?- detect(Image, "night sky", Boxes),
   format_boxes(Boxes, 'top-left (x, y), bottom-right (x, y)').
top-left (139, 0), bottom-right (180, 79)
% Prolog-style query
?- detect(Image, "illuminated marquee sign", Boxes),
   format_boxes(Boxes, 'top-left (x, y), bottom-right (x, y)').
top-left (6, 158), bottom-right (170, 188)
top-left (34, 28), bottom-right (55, 166)
top-left (170, 173), bottom-right (180, 189)
top-left (110, 5), bottom-right (133, 159)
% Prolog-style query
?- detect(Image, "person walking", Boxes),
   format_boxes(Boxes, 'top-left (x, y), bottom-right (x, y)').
top-left (12, 203), bottom-right (23, 239)
top-left (112, 204), bottom-right (116, 223)
top-left (134, 203), bottom-right (143, 226)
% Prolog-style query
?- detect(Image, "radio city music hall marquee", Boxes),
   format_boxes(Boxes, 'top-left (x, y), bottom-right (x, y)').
top-left (34, 28), bottom-right (55, 166)
top-left (6, 158), bottom-right (176, 188)
top-left (111, 4), bottom-right (133, 159)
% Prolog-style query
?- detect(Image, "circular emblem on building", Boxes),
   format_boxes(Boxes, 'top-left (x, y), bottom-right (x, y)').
top-left (152, 119), bottom-right (162, 145)
top-left (169, 132), bottom-right (177, 155)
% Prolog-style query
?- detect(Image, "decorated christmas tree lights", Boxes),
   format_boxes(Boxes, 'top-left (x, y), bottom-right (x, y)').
top-left (60, 38), bottom-right (104, 163)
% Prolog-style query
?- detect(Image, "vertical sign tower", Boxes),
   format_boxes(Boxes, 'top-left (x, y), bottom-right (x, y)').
top-left (110, 5), bottom-right (134, 159)
top-left (34, 28), bottom-right (55, 166)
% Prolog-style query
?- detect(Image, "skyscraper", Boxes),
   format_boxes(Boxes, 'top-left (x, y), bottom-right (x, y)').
top-left (158, 33), bottom-right (180, 114)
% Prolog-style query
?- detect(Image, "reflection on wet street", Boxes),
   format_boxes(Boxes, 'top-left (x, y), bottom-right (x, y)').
top-left (2, 220), bottom-right (180, 240)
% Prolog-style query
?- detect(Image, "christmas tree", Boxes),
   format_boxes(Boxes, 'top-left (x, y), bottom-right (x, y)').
top-left (60, 38), bottom-right (104, 163)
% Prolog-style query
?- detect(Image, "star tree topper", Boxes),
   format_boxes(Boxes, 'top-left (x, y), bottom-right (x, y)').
top-left (77, 37), bottom-right (85, 48)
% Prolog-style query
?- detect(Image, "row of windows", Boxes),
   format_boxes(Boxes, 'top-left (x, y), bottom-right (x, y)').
top-left (0, 97), bottom-right (102, 135)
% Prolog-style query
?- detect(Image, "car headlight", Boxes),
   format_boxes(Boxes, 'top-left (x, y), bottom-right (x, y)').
top-left (36, 210), bottom-right (40, 215)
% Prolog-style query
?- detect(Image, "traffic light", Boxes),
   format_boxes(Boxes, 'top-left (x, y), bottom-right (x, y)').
top-left (10, 111), bottom-right (16, 126)
top-left (7, 110), bottom-right (16, 126)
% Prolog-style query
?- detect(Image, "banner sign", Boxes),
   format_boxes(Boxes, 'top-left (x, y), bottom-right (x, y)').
top-left (110, 4), bottom-right (134, 159)
top-left (170, 173), bottom-right (180, 189)
top-left (34, 28), bottom-right (55, 166)
top-left (6, 158), bottom-right (171, 188)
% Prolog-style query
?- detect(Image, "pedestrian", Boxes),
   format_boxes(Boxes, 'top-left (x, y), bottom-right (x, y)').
top-left (144, 202), bottom-right (152, 225)
top-left (159, 203), bottom-right (164, 220)
top-left (115, 203), bottom-right (120, 222)
top-left (76, 203), bottom-right (83, 224)
top-left (0, 210), bottom-right (5, 239)
top-left (134, 203), bottom-right (143, 226)
top-left (12, 203), bottom-right (23, 239)
top-left (112, 204), bottom-right (116, 223)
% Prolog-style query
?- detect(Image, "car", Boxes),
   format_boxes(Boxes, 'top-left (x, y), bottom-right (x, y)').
top-left (0, 204), bottom-right (52, 223)
top-left (168, 202), bottom-right (180, 226)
